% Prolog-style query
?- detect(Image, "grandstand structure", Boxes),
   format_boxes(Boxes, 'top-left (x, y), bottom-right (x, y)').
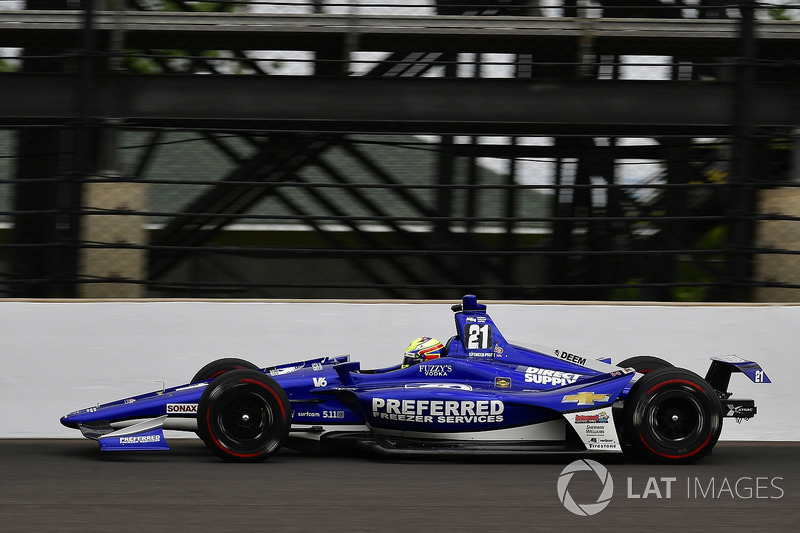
top-left (1, 1), bottom-right (799, 301)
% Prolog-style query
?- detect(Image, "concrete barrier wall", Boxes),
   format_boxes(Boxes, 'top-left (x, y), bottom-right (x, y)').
top-left (1, 300), bottom-right (795, 441)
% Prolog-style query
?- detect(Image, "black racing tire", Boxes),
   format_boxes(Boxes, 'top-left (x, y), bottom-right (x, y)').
top-left (623, 367), bottom-right (722, 464)
top-left (191, 357), bottom-right (259, 383)
top-left (197, 369), bottom-right (291, 462)
top-left (617, 356), bottom-right (674, 374)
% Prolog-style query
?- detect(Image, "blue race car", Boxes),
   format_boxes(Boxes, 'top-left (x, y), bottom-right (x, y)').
top-left (61, 295), bottom-right (769, 464)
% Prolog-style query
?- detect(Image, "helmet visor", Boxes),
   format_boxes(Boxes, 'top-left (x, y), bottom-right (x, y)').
top-left (402, 352), bottom-right (420, 368)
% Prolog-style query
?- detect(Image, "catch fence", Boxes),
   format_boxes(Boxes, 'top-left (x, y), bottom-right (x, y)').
top-left (1, 1), bottom-right (799, 301)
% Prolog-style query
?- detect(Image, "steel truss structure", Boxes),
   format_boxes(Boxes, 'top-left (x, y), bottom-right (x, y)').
top-left (1, 1), bottom-right (799, 301)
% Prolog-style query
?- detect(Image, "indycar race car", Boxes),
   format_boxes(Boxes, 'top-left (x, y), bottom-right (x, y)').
top-left (61, 295), bottom-right (770, 464)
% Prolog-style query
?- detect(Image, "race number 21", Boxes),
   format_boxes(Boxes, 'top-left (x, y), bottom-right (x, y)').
top-left (466, 324), bottom-right (492, 350)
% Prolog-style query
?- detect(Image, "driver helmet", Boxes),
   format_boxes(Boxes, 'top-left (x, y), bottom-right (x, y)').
top-left (402, 337), bottom-right (444, 368)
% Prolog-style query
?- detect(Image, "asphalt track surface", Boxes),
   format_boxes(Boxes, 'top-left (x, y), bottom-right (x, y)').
top-left (1, 440), bottom-right (796, 532)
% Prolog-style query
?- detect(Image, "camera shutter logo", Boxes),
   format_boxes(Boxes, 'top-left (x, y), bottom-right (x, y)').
top-left (557, 459), bottom-right (614, 516)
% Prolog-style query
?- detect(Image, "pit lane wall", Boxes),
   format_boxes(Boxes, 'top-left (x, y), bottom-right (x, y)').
top-left (0, 300), bottom-right (796, 441)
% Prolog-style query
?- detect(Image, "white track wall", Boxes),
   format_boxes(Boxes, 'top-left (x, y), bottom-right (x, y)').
top-left (0, 300), bottom-right (795, 440)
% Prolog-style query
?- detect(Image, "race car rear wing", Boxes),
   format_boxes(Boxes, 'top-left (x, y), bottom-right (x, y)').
top-left (705, 355), bottom-right (771, 391)
top-left (705, 356), bottom-right (770, 420)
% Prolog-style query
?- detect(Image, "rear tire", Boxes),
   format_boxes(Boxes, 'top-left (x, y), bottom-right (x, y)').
top-left (197, 369), bottom-right (291, 462)
top-left (191, 357), bottom-right (258, 383)
top-left (617, 356), bottom-right (673, 374)
top-left (623, 367), bottom-right (722, 464)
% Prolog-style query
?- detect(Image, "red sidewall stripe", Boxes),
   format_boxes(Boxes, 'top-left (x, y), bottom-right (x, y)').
top-left (207, 365), bottom-right (247, 381)
top-left (639, 431), bottom-right (713, 460)
top-left (647, 378), bottom-right (706, 396)
top-left (240, 378), bottom-right (286, 419)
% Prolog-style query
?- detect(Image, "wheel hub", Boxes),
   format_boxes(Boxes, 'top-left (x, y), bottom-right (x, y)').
top-left (651, 395), bottom-right (702, 442)
top-left (215, 389), bottom-right (274, 443)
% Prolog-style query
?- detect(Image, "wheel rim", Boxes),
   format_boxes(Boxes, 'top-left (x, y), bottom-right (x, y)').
top-left (647, 390), bottom-right (704, 447)
top-left (215, 386), bottom-right (275, 447)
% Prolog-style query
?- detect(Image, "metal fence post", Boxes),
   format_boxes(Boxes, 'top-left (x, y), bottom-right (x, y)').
top-left (728, 0), bottom-right (758, 301)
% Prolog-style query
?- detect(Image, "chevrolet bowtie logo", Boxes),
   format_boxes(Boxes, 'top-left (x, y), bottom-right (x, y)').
top-left (561, 392), bottom-right (610, 406)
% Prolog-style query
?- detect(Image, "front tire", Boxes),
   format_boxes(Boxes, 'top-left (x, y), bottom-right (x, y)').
top-left (623, 367), bottom-right (722, 464)
top-left (191, 357), bottom-right (258, 383)
top-left (197, 369), bottom-right (291, 462)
